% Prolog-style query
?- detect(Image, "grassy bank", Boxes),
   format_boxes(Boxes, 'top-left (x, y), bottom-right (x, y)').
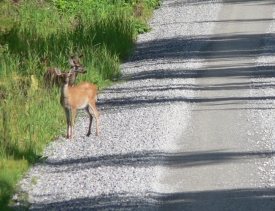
top-left (0, 0), bottom-right (160, 209)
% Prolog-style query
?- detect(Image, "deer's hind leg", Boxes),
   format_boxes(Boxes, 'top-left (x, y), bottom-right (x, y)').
top-left (85, 106), bottom-right (93, 137)
top-left (86, 103), bottom-right (100, 136)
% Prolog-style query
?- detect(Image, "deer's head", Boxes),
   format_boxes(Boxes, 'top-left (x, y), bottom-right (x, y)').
top-left (68, 54), bottom-right (87, 86)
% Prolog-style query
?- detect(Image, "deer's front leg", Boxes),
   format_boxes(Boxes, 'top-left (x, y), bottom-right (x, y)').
top-left (70, 109), bottom-right (77, 139)
top-left (64, 108), bottom-right (71, 139)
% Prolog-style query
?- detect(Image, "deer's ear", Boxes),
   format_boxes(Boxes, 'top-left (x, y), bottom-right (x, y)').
top-left (54, 68), bottom-right (62, 76)
top-left (78, 54), bottom-right (83, 59)
top-left (68, 68), bottom-right (75, 74)
top-left (69, 58), bottom-right (76, 66)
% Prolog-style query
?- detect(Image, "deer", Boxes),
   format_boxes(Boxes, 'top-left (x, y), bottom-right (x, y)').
top-left (54, 68), bottom-right (100, 139)
top-left (44, 54), bottom-right (87, 87)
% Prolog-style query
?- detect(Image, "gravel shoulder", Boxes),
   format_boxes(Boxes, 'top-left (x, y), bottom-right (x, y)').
top-left (12, 0), bottom-right (275, 210)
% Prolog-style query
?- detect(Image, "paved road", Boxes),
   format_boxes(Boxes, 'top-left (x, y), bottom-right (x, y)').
top-left (159, 1), bottom-right (275, 210)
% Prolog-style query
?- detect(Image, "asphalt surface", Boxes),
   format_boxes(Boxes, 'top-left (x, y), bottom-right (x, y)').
top-left (159, 1), bottom-right (275, 210)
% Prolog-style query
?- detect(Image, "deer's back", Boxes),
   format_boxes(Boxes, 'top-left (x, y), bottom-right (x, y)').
top-left (62, 82), bottom-right (98, 109)
top-left (71, 82), bottom-right (98, 93)
top-left (44, 67), bottom-right (63, 87)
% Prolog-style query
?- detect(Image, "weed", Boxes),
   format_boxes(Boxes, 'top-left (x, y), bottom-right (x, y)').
top-left (31, 177), bottom-right (39, 186)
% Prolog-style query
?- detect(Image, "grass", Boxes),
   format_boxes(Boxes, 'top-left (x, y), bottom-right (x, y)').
top-left (0, 0), bottom-right (161, 210)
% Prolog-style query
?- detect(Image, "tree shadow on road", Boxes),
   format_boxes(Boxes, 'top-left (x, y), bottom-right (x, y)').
top-left (26, 149), bottom-right (275, 210)
top-left (128, 33), bottom-right (275, 64)
top-left (45, 150), bottom-right (274, 172)
top-left (98, 31), bottom-right (275, 112)
top-left (28, 187), bottom-right (275, 211)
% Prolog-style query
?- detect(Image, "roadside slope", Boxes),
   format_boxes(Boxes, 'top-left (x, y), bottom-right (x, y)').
top-left (159, 1), bottom-right (275, 211)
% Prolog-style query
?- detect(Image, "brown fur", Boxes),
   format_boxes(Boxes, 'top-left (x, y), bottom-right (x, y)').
top-left (55, 68), bottom-right (100, 139)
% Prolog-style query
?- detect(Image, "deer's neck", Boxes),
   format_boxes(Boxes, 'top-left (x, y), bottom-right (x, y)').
top-left (69, 72), bottom-right (77, 86)
top-left (61, 83), bottom-right (70, 100)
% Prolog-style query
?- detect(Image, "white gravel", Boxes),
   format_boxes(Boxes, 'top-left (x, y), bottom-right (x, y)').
top-left (248, 8), bottom-right (275, 188)
top-left (13, 1), bottom-right (224, 210)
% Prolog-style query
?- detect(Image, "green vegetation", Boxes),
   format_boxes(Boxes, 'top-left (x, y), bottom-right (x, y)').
top-left (0, 0), bottom-right (161, 210)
